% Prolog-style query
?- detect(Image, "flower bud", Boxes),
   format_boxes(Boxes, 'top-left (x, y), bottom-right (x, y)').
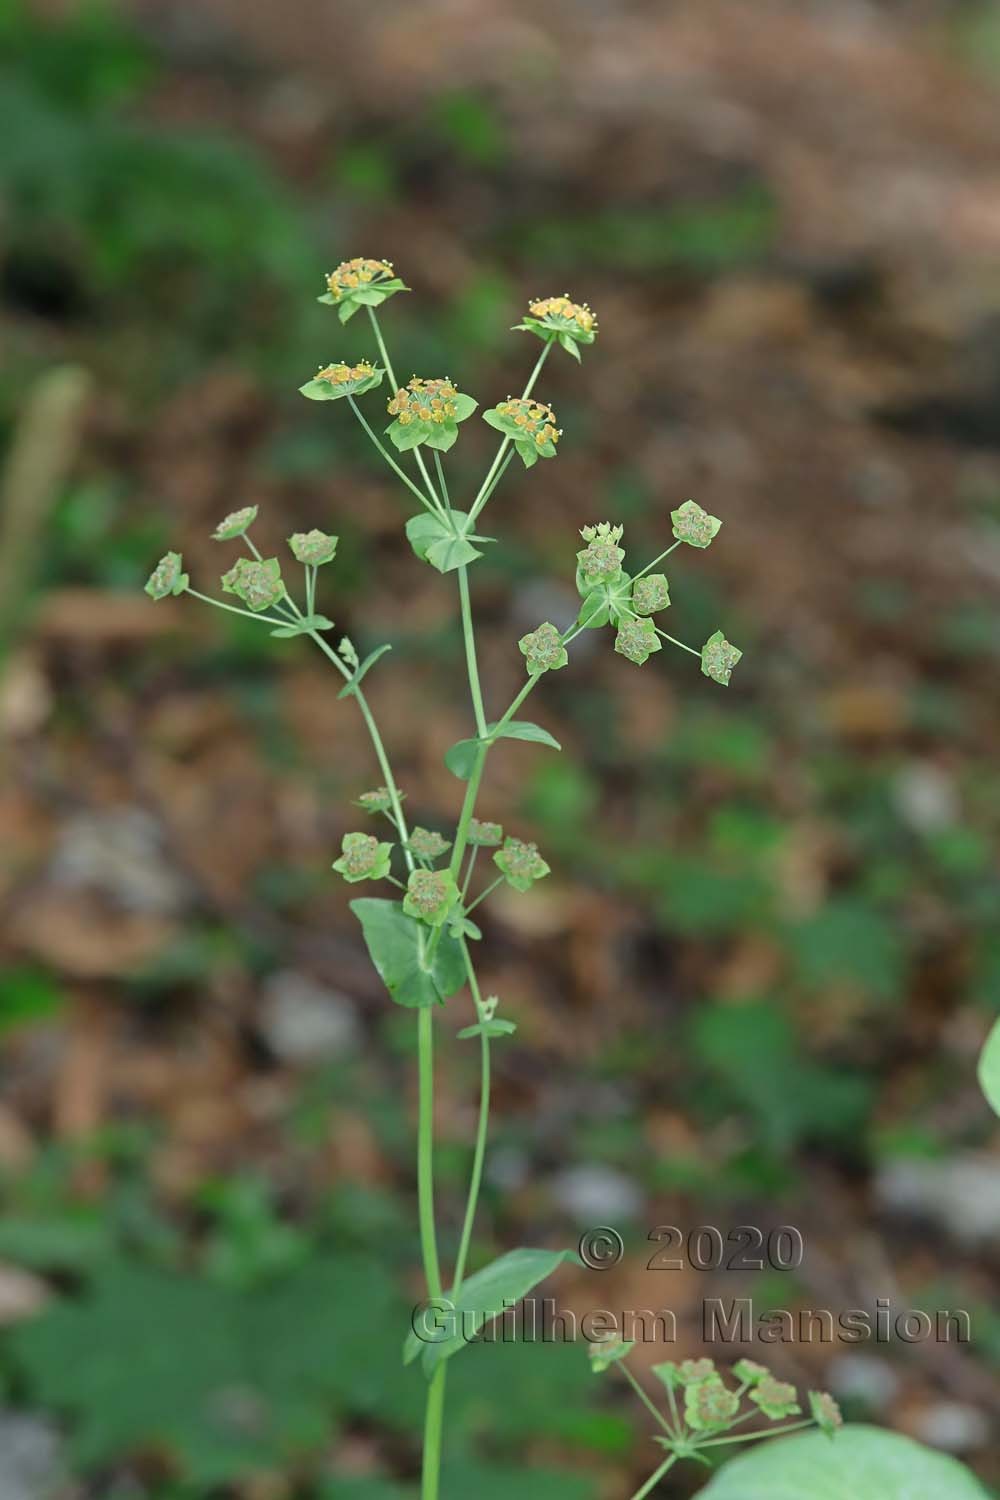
top-left (468, 818), bottom-right (503, 847)
top-left (518, 622), bottom-right (568, 675)
top-left (402, 869), bottom-right (460, 926)
top-left (749, 1376), bottom-right (801, 1421)
top-left (515, 294), bottom-right (597, 361)
top-left (221, 557), bottom-right (285, 613)
top-left (406, 827), bottom-right (452, 862)
top-left (354, 787), bottom-right (401, 815)
top-left (332, 831), bottom-right (393, 883)
top-left (319, 258), bottom-right (407, 323)
top-left (212, 506), bottom-right (258, 541)
top-left (685, 1375), bottom-right (740, 1432)
top-left (671, 499), bottom-right (721, 548)
top-left (144, 552), bottom-right (188, 600)
top-left (288, 530), bottom-right (339, 566)
top-left (614, 617), bottom-right (661, 666)
top-left (483, 398), bottom-right (560, 468)
top-left (386, 378), bottom-right (477, 453)
top-left (577, 523), bottom-right (625, 589)
top-left (809, 1390), bottom-right (843, 1437)
top-left (631, 573), bottom-right (670, 615)
top-left (700, 630), bottom-right (742, 686)
top-left (300, 360), bottom-right (384, 401)
top-left (493, 836), bottom-right (550, 893)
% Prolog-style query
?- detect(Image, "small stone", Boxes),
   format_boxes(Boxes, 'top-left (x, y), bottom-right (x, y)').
top-left (259, 972), bottom-right (361, 1063)
top-left (915, 1401), bottom-right (991, 1454)
top-left (0, 1413), bottom-right (63, 1500)
top-left (549, 1164), bottom-right (642, 1223)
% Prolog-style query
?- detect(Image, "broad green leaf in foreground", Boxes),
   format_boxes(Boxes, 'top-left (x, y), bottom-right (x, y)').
top-left (405, 1247), bottom-right (577, 1373)
top-left (976, 1015), bottom-right (1000, 1116)
top-left (350, 899), bottom-right (465, 1007)
top-left (700, 1425), bottom-right (988, 1500)
top-left (445, 720), bottom-right (562, 780)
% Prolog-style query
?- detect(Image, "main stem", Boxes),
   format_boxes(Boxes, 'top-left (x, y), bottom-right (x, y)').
top-left (629, 1454), bottom-right (678, 1500)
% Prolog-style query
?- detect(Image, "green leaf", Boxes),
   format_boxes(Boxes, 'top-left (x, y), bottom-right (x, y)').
top-left (269, 613), bottom-right (335, 638)
top-left (445, 721), bottom-right (561, 781)
top-left (451, 392), bottom-right (479, 420)
top-left (576, 591), bottom-right (610, 629)
top-left (425, 534), bottom-right (482, 572)
top-left (337, 644), bottom-right (392, 698)
top-left (422, 423), bottom-right (459, 453)
top-left (977, 1016), bottom-right (1000, 1115)
top-left (699, 1426), bottom-right (988, 1500)
top-left (388, 420), bottom-right (425, 451)
top-left (493, 720), bottom-right (561, 752)
top-left (405, 1248), bottom-right (577, 1372)
top-left (405, 512), bottom-right (450, 561)
top-left (349, 899), bottom-right (465, 1008)
top-left (558, 331), bottom-right (582, 361)
top-left (457, 1018), bottom-right (517, 1040)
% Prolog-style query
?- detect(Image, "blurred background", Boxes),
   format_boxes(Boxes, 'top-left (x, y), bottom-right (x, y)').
top-left (2, 0), bottom-right (1000, 1495)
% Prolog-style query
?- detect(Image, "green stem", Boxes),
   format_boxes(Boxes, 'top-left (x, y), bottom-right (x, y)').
top-left (463, 875), bottom-right (503, 916)
top-left (348, 396), bottom-right (446, 521)
top-left (366, 306), bottom-right (445, 519)
top-left (629, 1454), bottom-right (677, 1500)
top-left (185, 588), bottom-right (290, 628)
top-left (654, 626), bottom-right (701, 659)
top-left (457, 565), bottom-right (489, 738)
top-left (696, 1420), bottom-right (815, 1450)
top-left (451, 938), bottom-right (491, 1292)
top-left (635, 539), bottom-right (681, 579)
top-left (433, 450), bottom-right (451, 513)
top-left (421, 1366), bottom-right (447, 1500)
top-left (621, 1365), bottom-right (677, 1440)
top-left (467, 336), bottom-right (555, 525)
top-left (417, 1005), bottom-right (443, 1299)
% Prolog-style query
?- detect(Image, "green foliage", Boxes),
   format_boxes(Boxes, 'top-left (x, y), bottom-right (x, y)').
top-left (976, 1016), bottom-right (1000, 1116)
top-left (446, 720), bottom-right (561, 780)
top-left (691, 1000), bottom-right (871, 1152)
top-left (406, 1248), bottom-right (578, 1373)
top-left (699, 1425), bottom-right (988, 1500)
top-left (788, 899), bottom-right (905, 1004)
top-left (351, 898), bottom-right (465, 1005)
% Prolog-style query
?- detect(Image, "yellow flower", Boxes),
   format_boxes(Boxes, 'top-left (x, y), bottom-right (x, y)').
top-left (387, 377), bottom-right (459, 423)
top-left (325, 257), bottom-right (395, 301)
top-left (528, 294), bottom-right (597, 334)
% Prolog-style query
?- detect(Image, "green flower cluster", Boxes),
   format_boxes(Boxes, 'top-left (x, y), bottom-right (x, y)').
top-left (300, 360), bottom-right (385, 402)
top-left (403, 869), bottom-right (460, 926)
top-left (288, 530), bottom-right (339, 566)
top-left (386, 377), bottom-right (478, 453)
top-left (144, 551), bottom-right (188, 601)
top-left (483, 396), bottom-right (560, 468)
top-left (221, 557), bottom-right (285, 613)
top-left (406, 827), bottom-right (451, 862)
top-left (519, 621), bottom-right (568, 676)
top-left (318, 257), bottom-right (408, 323)
top-left (494, 837), bottom-right (550, 893)
top-left (332, 832), bottom-right (393, 883)
top-left (514, 293), bottom-right (598, 361)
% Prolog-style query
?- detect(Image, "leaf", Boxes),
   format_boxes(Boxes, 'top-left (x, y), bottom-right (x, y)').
top-left (492, 720), bottom-right (561, 751)
top-left (350, 899), bottom-right (465, 1008)
top-left (269, 613), bottom-right (335, 638)
top-left (457, 1018), bottom-right (517, 1040)
top-left (445, 720), bottom-right (561, 781)
top-left (558, 332), bottom-right (582, 361)
top-left (422, 423), bottom-right (459, 453)
top-left (337, 644), bottom-right (392, 698)
top-left (699, 1426), bottom-right (988, 1500)
top-left (426, 534), bottom-right (482, 573)
top-left (977, 1016), bottom-right (1000, 1115)
top-left (405, 512), bottom-right (450, 562)
top-left (405, 1248), bottom-right (577, 1372)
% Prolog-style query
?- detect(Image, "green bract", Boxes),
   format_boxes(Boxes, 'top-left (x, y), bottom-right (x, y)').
top-left (493, 837), bottom-right (550, 893)
top-left (220, 556), bottom-right (285, 613)
top-left (332, 831), bottom-right (393, 884)
top-left (588, 1338), bottom-right (634, 1373)
top-left (288, 529), bottom-right (339, 566)
top-left (482, 397), bottom-right (559, 468)
top-left (144, 551), bottom-right (188, 600)
top-left (386, 378), bottom-right (477, 454)
top-left (750, 1376), bottom-right (801, 1421)
top-left (614, 616), bottom-right (661, 665)
top-left (685, 1375), bottom-right (740, 1431)
top-left (519, 621), bottom-right (568, 675)
top-left (318, 257), bottom-right (408, 323)
top-left (406, 827), bottom-right (451, 862)
top-left (402, 869), bottom-right (460, 927)
top-left (576, 523), bottom-right (625, 589)
top-left (514, 295), bottom-right (597, 362)
top-left (467, 818), bottom-right (503, 847)
top-left (212, 506), bottom-right (258, 541)
top-left (733, 1359), bottom-right (771, 1385)
top-left (354, 787), bottom-right (398, 815)
top-left (701, 629), bottom-right (742, 685)
top-left (671, 498), bottom-right (722, 548)
top-left (631, 572), bottom-right (670, 615)
top-left (299, 360), bottom-right (384, 401)
top-left (809, 1390), bottom-right (844, 1437)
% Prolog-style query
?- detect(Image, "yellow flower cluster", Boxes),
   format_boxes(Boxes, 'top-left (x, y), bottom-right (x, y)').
top-left (316, 359), bottom-right (377, 386)
top-left (529, 295), bottom-right (596, 333)
top-left (388, 378), bottom-right (459, 426)
top-left (325, 257), bottom-right (395, 299)
top-left (496, 397), bottom-right (560, 449)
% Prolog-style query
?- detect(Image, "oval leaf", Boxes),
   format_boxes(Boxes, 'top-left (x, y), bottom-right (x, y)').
top-left (491, 720), bottom-right (561, 752)
top-left (977, 1016), bottom-right (1000, 1116)
top-left (405, 1247), bottom-right (577, 1373)
top-left (700, 1426), bottom-right (988, 1500)
top-left (349, 899), bottom-right (465, 1008)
